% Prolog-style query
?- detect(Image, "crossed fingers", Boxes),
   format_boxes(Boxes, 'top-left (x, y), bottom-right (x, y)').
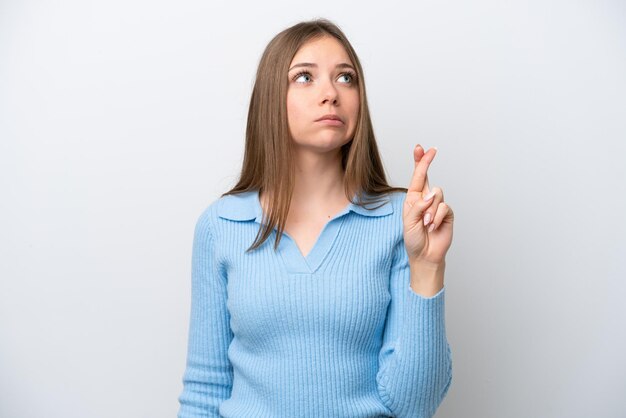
top-left (407, 144), bottom-right (446, 231)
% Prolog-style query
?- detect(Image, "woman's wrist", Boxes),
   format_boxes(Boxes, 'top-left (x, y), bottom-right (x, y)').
top-left (409, 259), bottom-right (445, 297)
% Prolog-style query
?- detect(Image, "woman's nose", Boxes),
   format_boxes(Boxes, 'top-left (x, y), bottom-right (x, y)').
top-left (320, 78), bottom-right (339, 105)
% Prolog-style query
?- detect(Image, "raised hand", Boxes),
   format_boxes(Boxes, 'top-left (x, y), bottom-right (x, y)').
top-left (402, 144), bottom-right (454, 267)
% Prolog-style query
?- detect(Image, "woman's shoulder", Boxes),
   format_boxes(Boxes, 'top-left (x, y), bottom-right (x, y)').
top-left (375, 190), bottom-right (408, 214)
top-left (195, 190), bottom-right (259, 228)
top-left (384, 190), bottom-right (408, 203)
top-left (191, 197), bottom-right (220, 236)
top-left (358, 190), bottom-right (406, 248)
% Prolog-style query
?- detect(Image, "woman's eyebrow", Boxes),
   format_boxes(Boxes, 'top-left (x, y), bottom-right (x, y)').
top-left (288, 62), bottom-right (355, 72)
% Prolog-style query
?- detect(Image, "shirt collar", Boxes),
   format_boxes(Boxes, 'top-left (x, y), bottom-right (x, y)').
top-left (217, 189), bottom-right (393, 222)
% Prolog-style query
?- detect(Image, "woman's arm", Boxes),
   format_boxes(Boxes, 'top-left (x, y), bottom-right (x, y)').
top-left (376, 237), bottom-right (453, 418)
top-left (178, 210), bottom-right (233, 418)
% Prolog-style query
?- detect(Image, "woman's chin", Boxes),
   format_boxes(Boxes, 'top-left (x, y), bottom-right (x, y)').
top-left (293, 135), bottom-right (351, 152)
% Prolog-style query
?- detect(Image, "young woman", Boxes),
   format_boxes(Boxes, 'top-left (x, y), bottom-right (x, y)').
top-left (178, 18), bottom-right (454, 418)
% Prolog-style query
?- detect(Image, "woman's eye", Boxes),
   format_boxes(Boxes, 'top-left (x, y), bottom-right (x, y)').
top-left (295, 74), bottom-right (311, 82)
top-left (293, 72), bottom-right (312, 83)
top-left (338, 73), bottom-right (355, 83)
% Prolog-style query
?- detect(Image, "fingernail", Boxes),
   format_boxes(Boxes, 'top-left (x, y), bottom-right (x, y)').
top-left (423, 212), bottom-right (431, 226)
top-left (428, 223), bottom-right (435, 232)
top-left (424, 191), bottom-right (435, 201)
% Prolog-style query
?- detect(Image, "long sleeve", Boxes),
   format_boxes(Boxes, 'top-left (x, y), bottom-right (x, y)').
top-left (376, 236), bottom-right (453, 418)
top-left (178, 211), bottom-right (234, 418)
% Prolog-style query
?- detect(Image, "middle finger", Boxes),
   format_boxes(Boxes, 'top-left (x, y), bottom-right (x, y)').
top-left (409, 145), bottom-right (436, 194)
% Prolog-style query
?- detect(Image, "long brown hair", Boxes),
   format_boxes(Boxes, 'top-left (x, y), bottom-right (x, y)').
top-left (221, 18), bottom-right (407, 252)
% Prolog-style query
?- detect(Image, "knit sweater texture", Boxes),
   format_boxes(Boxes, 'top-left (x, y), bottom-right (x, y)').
top-left (177, 189), bottom-right (452, 418)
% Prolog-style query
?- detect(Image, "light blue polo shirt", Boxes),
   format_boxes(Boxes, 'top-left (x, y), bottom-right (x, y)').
top-left (178, 189), bottom-right (452, 418)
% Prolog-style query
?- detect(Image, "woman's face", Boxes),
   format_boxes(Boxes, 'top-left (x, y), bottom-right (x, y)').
top-left (286, 36), bottom-right (359, 152)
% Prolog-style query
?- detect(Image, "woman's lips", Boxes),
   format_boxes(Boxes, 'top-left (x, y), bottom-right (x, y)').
top-left (316, 119), bottom-right (344, 126)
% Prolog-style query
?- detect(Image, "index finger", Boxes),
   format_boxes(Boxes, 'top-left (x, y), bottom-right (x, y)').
top-left (408, 145), bottom-right (436, 193)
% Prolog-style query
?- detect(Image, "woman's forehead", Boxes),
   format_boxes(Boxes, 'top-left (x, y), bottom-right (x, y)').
top-left (290, 37), bottom-right (352, 66)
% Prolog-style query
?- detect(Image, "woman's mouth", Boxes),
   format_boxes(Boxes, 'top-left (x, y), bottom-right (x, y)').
top-left (316, 119), bottom-right (344, 126)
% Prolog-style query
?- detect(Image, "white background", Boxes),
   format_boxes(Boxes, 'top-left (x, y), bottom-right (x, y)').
top-left (1, 1), bottom-right (625, 417)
